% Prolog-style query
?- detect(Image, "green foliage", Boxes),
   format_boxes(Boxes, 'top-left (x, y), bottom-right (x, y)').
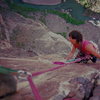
top-left (46, 10), bottom-right (84, 25)
top-left (4, 0), bottom-right (84, 25)
top-left (79, 0), bottom-right (91, 8)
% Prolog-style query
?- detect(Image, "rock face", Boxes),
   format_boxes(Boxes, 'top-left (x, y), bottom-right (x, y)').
top-left (76, 0), bottom-right (100, 13)
top-left (37, 13), bottom-right (100, 48)
top-left (26, 11), bottom-right (100, 48)
top-left (90, 85), bottom-right (100, 100)
top-left (22, 0), bottom-right (62, 5)
top-left (0, 9), bottom-right (70, 55)
top-left (0, 2), bottom-right (100, 100)
top-left (0, 73), bottom-right (17, 98)
top-left (0, 14), bottom-right (10, 41)
top-left (0, 55), bottom-right (100, 100)
top-left (45, 14), bottom-right (68, 33)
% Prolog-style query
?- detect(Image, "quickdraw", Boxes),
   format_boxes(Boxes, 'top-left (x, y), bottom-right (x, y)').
top-left (0, 66), bottom-right (31, 80)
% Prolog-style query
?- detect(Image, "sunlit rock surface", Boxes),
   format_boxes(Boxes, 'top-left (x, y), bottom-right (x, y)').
top-left (0, 9), bottom-right (70, 56)
top-left (76, 0), bottom-right (100, 13)
top-left (0, 55), bottom-right (100, 100)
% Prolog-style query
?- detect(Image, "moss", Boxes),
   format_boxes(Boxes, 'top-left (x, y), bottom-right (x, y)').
top-left (4, 0), bottom-right (84, 25)
top-left (47, 10), bottom-right (84, 25)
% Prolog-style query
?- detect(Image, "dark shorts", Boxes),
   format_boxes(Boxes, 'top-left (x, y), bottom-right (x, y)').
top-left (75, 52), bottom-right (97, 63)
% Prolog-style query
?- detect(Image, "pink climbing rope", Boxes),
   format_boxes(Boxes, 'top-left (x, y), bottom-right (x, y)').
top-left (31, 57), bottom-right (85, 77)
top-left (27, 75), bottom-right (43, 100)
top-left (27, 56), bottom-right (90, 100)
